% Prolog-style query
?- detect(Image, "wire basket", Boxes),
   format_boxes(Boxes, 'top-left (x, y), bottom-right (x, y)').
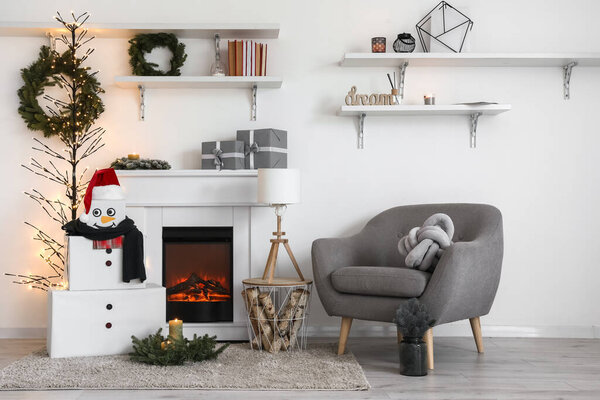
top-left (242, 281), bottom-right (312, 353)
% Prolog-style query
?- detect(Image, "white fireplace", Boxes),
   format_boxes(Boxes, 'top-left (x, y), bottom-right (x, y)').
top-left (116, 169), bottom-right (265, 340)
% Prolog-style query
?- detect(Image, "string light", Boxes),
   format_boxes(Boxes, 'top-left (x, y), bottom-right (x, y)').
top-left (6, 10), bottom-right (105, 292)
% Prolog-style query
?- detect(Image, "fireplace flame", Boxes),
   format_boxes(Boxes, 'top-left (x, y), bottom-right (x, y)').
top-left (166, 272), bottom-right (231, 303)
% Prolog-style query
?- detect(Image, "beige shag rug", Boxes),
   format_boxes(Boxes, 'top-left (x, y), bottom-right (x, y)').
top-left (0, 343), bottom-right (369, 391)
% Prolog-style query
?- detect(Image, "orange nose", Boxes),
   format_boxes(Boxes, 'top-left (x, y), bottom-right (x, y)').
top-left (101, 216), bottom-right (115, 224)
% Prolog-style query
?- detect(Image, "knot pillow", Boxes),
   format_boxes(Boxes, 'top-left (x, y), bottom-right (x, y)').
top-left (398, 213), bottom-right (455, 271)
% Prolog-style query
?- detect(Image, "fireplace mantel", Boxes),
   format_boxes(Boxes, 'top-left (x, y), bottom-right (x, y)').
top-left (117, 170), bottom-right (267, 207)
top-left (115, 169), bottom-right (265, 340)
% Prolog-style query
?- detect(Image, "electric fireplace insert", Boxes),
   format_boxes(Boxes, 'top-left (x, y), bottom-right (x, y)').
top-left (162, 227), bottom-right (233, 323)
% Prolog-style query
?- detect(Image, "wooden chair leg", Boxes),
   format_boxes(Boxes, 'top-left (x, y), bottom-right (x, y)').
top-left (397, 329), bottom-right (403, 344)
top-left (469, 317), bottom-right (484, 353)
top-left (423, 328), bottom-right (434, 370)
top-left (337, 317), bottom-right (353, 355)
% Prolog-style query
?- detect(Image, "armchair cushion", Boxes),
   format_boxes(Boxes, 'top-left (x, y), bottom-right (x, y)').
top-left (331, 266), bottom-right (431, 298)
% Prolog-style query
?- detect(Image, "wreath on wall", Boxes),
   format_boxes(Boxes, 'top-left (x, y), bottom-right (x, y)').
top-left (17, 46), bottom-right (105, 138)
top-left (128, 33), bottom-right (187, 76)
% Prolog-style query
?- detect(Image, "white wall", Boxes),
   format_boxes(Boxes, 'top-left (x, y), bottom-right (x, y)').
top-left (1, 0), bottom-right (600, 338)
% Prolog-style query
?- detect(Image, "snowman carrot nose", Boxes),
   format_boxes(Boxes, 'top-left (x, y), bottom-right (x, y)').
top-left (101, 216), bottom-right (115, 224)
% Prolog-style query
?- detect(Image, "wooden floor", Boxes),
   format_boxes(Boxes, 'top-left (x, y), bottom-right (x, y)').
top-left (1, 337), bottom-right (600, 399)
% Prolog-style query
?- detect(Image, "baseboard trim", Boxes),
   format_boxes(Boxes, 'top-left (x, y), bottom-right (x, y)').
top-left (0, 328), bottom-right (46, 339)
top-left (307, 322), bottom-right (600, 339)
top-left (2, 324), bottom-right (599, 339)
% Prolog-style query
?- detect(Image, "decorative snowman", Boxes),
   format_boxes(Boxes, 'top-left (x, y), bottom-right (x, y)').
top-left (63, 168), bottom-right (146, 284)
top-left (79, 168), bottom-right (126, 229)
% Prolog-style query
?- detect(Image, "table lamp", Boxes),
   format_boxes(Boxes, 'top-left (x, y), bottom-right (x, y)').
top-left (257, 168), bottom-right (306, 284)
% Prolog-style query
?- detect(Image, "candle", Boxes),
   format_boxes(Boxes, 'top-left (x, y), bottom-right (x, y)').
top-left (127, 153), bottom-right (140, 160)
top-left (169, 318), bottom-right (183, 341)
top-left (161, 339), bottom-right (172, 350)
top-left (424, 94), bottom-right (436, 105)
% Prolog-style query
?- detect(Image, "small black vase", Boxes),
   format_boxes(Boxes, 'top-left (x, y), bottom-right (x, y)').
top-left (393, 33), bottom-right (416, 53)
top-left (398, 337), bottom-right (428, 376)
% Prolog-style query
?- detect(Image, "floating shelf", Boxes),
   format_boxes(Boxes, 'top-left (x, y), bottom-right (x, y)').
top-left (114, 76), bottom-right (283, 121)
top-left (341, 53), bottom-right (600, 68)
top-left (0, 22), bottom-right (280, 39)
top-left (114, 76), bottom-right (283, 89)
top-left (339, 104), bottom-right (511, 116)
top-left (341, 52), bottom-right (600, 101)
top-left (339, 104), bottom-right (511, 149)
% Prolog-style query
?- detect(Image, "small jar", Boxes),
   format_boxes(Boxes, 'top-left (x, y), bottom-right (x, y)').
top-left (393, 33), bottom-right (416, 53)
top-left (424, 94), bottom-right (436, 105)
top-left (371, 37), bottom-right (386, 53)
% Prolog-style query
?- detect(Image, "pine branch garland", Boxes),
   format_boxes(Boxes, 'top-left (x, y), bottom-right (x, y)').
top-left (110, 157), bottom-right (171, 170)
top-left (130, 329), bottom-right (228, 366)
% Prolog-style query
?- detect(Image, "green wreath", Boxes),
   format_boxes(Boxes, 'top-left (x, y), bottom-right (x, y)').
top-left (128, 33), bottom-right (187, 76)
top-left (17, 46), bottom-right (105, 138)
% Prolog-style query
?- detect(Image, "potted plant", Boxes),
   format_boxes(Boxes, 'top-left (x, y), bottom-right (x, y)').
top-left (394, 298), bottom-right (435, 376)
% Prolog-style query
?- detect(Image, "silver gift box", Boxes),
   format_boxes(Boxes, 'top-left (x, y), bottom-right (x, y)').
top-left (236, 128), bottom-right (288, 169)
top-left (201, 140), bottom-right (245, 170)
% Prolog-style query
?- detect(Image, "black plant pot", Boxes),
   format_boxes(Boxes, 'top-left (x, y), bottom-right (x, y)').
top-left (398, 337), bottom-right (428, 376)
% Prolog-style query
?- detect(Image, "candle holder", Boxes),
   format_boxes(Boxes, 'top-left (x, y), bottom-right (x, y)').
top-left (424, 95), bottom-right (436, 105)
top-left (371, 37), bottom-right (386, 53)
top-left (127, 153), bottom-right (140, 160)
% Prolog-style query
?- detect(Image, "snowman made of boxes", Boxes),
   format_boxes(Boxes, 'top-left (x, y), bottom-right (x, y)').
top-left (47, 168), bottom-right (165, 358)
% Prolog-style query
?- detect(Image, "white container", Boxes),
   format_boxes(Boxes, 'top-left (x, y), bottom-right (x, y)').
top-left (47, 284), bottom-right (165, 358)
top-left (67, 236), bottom-right (145, 290)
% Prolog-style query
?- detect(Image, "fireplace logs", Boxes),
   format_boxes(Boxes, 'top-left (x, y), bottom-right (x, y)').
top-left (167, 273), bottom-right (231, 302)
top-left (242, 286), bottom-right (310, 353)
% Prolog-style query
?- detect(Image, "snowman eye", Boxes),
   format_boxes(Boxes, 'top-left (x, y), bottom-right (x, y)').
top-left (92, 208), bottom-right (102, 217)
top-left (107, 208), bottom-right (115, 217)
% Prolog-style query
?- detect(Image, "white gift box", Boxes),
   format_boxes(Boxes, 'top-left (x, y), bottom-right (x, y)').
top-left (67, 236), bottom-right (145, 290)
top-left (47, 284), bottom-right (165, 358)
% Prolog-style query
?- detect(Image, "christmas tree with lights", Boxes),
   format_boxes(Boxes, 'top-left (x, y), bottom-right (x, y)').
top-left (6, 11), bottom-right (106, 291)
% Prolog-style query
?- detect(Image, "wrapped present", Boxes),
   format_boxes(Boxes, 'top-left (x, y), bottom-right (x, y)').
top-left (236, 129), bottom-right (288, 169)
top-left (201, 140), bottom-right (245, 170)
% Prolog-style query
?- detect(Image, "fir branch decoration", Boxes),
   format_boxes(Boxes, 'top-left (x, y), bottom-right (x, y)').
top-left (110, 157), bottom-right (171, 170)
top-left (394, 298), bottom-right (436, 338)
top-left (130, 328), bottom-right (229, 366)
top-left (128, 33), bottom-right (187, 76)
top-left (17, 45), bottom-right (105, 138)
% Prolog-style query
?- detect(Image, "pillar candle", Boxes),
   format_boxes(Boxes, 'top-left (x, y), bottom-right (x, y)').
top-left (168, 318), bottom-right (183, 341)
top-left (127, 153), bottom-right (140, 160)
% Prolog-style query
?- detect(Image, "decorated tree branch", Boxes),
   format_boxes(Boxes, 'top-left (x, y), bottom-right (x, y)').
top-left (5, 11), bottom-right (106, 291)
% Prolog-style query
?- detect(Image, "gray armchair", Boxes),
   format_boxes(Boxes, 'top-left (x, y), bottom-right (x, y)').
top-left (311, 203), bottom-right (503, 369)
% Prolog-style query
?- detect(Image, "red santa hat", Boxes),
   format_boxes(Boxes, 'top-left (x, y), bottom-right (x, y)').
top-left (79, 168), bottom-right (125, 223)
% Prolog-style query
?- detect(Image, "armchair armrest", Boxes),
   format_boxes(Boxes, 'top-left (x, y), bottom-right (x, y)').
top-left (311, 235), bottom-right (364, 315)
top-left (420, 223), bottom-right (503, 325)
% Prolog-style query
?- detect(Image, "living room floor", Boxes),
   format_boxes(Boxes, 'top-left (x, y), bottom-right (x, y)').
top-left (2, 337), bottom-right (599, 399)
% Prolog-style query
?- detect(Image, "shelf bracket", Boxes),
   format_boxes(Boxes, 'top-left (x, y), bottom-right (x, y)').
top-left (563, 61), bottom-right (577, 100)
top-left (398, 61), bottom-right (408, 103)
top-left (470, 112), bottom-right (482, 148)
top-left (138, 85), bottom-right (146, 121)
top-left (46, 32), bottom-right (55, 51)
top-left (358, 113), bottom-right (366, 149)
top-left (251, 84), bottom-right (257, 121)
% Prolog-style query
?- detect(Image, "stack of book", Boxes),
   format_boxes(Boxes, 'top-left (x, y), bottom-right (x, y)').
top-left (228, 40), bottom-right (268, 76)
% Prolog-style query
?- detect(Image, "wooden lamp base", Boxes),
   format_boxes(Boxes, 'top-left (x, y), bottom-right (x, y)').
top-left (249, 211), bottom-right (311, 286)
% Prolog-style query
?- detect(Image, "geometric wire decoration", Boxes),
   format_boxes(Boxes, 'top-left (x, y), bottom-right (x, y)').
top-left (416, 1), bottom-right (473, 53)
top-left (242, 282), bottom-right (312, 353)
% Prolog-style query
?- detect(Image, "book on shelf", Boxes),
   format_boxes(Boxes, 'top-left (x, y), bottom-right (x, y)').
top-left (228, 39), bottom-right (269, 77)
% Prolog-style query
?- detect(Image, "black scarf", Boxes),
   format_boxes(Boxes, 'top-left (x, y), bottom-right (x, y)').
top-left (62, 217), bottom-right (146, 283)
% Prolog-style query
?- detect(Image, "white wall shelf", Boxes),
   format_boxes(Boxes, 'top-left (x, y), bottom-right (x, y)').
top-left (0, 22), bottom-right (280, 39)
top-left (341, 53), bottom-right (600, 68)
top-left (341, 52), bottom-right (600, 101)
top-left (114, 76), bottom-right (282, 89)
top-left (114, 76), bottom-right (282, 121)
top-left (339, 104), bottom-right (511, 149)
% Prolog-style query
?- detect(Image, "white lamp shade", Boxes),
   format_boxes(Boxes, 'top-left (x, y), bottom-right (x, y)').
top-left (257, 168), bottom-right (301, 205)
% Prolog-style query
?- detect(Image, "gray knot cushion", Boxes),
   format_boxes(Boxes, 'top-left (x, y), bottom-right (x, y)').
top-left (398, 213), bottom-right (455, 271)
top-left (331, 266), bottom-right (431, 298)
